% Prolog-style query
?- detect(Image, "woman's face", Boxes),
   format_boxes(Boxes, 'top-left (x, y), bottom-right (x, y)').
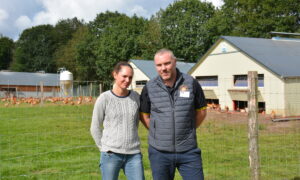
top-left (113, 66), bottom-right (133, 90)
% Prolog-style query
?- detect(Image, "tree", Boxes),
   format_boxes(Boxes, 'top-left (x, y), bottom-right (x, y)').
top-left (54, 25), bottom-right (96, 80)
top-left (203, 7), bottom-right (235, 44)
top-left (11, 25), bottom-right (57, 72)
top-left (54, 17), bottom-right (84, 47)
top-left (137, 16), bottom-right (164, 59)
top-left (74, 26), bottom-right (98, 81)
top-left (221, 0), bottom-right (300, 38)
top-left (160, 0), bottom-right (215, 62)
top-left (88, 11), bottom-right (147, 88)
top-left (0, 36), bottom-right (14, 70)
top-left (53, 19), bottom-right (99, 81)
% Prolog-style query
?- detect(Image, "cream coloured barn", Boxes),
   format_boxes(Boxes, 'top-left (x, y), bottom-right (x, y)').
top-left (189, 36), bottom-right (300, 117)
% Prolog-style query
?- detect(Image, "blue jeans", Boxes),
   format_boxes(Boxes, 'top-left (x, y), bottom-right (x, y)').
top-left (148, 146), bottom-right (204, 180)
top-left (100, 152), bottom-right (145, 180)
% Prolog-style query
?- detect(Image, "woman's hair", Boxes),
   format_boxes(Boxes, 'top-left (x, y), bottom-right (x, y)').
top-left (112, 61), bottom-right (133, 76)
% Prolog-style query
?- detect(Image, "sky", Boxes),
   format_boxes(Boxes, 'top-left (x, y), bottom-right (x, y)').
top-left (0, 0), bottom-right (223, 41)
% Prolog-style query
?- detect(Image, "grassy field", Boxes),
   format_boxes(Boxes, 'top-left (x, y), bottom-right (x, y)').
top-left (0, 104), bottom-right (299, 179)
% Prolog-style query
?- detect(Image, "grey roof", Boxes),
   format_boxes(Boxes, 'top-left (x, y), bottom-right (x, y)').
top-left (221, 36), bottom-right (300, 78)
top-left (130, 59), bottom-right (195, 79)
top-left (0, 71), bottom-right (59, 86)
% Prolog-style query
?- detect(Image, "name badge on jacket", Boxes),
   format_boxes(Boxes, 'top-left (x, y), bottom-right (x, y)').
top-left (179, 85), bottom-right (190, 98)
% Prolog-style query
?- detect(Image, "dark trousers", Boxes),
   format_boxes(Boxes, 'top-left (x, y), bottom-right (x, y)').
top-left (148, 145), bottom-right (204, 180)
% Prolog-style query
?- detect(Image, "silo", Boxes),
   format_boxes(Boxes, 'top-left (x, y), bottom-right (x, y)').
top-left (60, 70), bottom-right (73, 97)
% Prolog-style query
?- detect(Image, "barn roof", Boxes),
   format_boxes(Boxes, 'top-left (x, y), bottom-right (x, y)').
top-left (130, 59), bottom-right (195, 79)
top-left (221, 36), bottom-right (300, 78)
top-left (0, 71), bottom-right (59, 86)
top-left (189, 36), bottom-right (300, 78)
top-left (190, 36), bottom-right (300, 78)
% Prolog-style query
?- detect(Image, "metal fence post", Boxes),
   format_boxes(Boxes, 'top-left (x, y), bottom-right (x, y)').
top-left (248, 71), bottom-right (260, 180)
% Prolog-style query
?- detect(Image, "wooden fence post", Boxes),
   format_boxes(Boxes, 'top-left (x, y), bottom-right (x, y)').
top-left (90, 82), bottom-right (93, 97)
top-left (248, 71), bottom-right (260, 180)
top-left (40, 81), bottom-right (44, 106)
top-left (99, 83), bottom-right (103, 95)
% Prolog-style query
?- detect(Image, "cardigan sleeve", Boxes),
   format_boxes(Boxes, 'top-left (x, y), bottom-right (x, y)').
top-left (90, 93), bottom-right (106, 150)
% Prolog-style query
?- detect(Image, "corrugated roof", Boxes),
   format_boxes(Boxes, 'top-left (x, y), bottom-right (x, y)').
top-left (221, 36), bottom-right (300, 78)
top-left (0, 71), bottom-right (59, 86)
top-left (130, 59), bottom-right (195, 79)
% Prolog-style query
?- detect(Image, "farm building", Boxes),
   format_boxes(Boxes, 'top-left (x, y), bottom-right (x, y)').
top-left (129, 59), bottom-right (195, 93)
top-left (189, 36), bottom-right (300, 117)
top-left (0, 71), bottom-right (60, 98)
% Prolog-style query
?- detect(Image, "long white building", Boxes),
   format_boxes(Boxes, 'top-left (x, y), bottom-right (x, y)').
top-left (0, 71), bottom-right (59, 97)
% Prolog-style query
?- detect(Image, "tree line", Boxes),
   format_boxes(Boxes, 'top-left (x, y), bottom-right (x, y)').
top-left (0, 0), bottom-right (299, 86)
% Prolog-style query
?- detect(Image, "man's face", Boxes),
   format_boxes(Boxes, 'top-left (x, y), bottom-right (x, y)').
top-left (154, 52), bottom-right (176, 82)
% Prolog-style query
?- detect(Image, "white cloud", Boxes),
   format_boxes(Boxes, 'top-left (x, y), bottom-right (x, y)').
top-left (29, 0), bottom-right (170, 26)
top-left (1, 0), bottom-right (224, 40)
top-left (11, 0), bottom-right (224, 30)
top-left (15, 15), bottom-right (32, 30)
top-left (0, 9), bottom-right (9, 22)
top-left (32, 0), bottom-right (129, 25)
top-left (204, 0), bottom-right (224, 8)
top-left (129, 5), bottom-right (148, 17)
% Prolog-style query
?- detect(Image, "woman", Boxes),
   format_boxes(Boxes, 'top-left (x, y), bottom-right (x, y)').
top-left (90, 61), bottom-right (145, 180)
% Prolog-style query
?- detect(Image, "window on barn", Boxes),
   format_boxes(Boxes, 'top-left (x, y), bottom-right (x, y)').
top-left (233, 100), bottom-right (248, 112)
top-left (233, 74), bottom-right (264, 87)
top-left (196, 76), bottom-right (218, 86)
top-left (233, 100), bottom-right (265, 113)
top-left (206, 99), bottom-right (220, 109)
top-left (258, 102), bottom-right (265, 113)
top-left (136, 80), bottom-right (147, 88)
top-left (234, 75), bottom-right (247, 87)
top-left (258, 74), bottom-right (264, 87)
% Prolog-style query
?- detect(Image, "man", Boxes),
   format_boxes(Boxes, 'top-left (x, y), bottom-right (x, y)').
top-left (140, 49), bottom-right (207, 180)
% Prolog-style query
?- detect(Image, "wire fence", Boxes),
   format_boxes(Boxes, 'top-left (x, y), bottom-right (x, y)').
top-left (0, 78), bottom-right (300, 179)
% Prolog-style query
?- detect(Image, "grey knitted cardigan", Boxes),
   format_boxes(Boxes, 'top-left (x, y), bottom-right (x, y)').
top-left (90, 90), bottom-right (141, 154)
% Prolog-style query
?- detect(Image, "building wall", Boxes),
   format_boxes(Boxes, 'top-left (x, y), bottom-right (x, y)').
top-left (0, 90), bottom-right (59, 98)
top-left (284, 78), bottom-right (300, 116)
top-left (0, 85), bottom-right (59, 97)
top-left (191, 40), bottom-right (286, 115)
top-left (0, 85), bottom-right (59, 92)
top-left (129, 62), bottom-right (150, 94)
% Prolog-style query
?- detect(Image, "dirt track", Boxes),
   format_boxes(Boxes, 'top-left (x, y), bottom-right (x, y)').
top-left (206, 110), bottom-right (300, 133)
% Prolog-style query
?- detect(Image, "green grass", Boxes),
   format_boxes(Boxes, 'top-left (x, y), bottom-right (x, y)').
top-left (0, 105), bottom-right (299, 179)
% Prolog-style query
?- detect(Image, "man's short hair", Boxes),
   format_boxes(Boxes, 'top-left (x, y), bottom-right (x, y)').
top-left (154, 49), bottom-right (176, 60)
